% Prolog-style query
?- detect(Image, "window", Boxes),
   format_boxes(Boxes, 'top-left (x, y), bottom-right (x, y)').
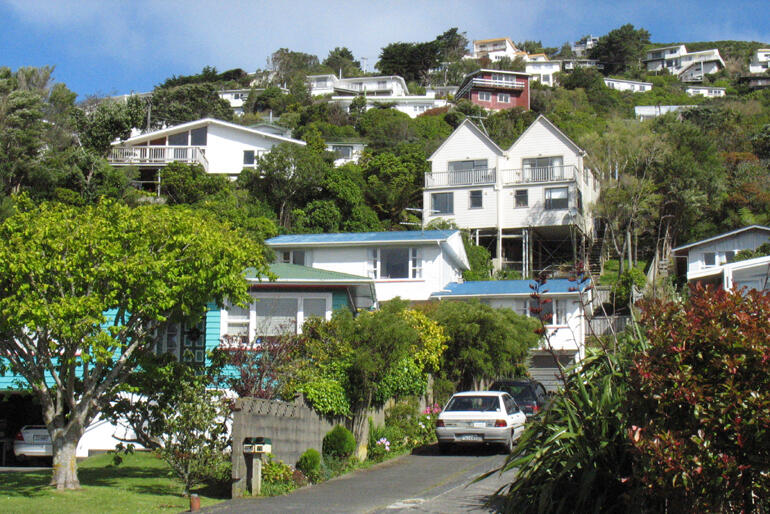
top-left (190, 127), bottom-right (207, 146)
top-left (377, 80), bottom-right (387, 89)
top-left (523, 156), bottom-right (564, 181)
top-left (478, 91), bottom-right (492, 101)
top-left (431, 192), bottom-right (453, 214)
top-left (316, 78), bottom-right (327, 87)
top-left (367, 248), bottom-right (422, 279)
top-left (498, 93), bottom-right (510, 103)
top-left (279, 250), bottom-right (306, 266)
top-left (515, 189), bottom-right (528, 207)
top-left (254, 298), bottom-right (298, 336)
top-left (168, 132), bottom-right (188, 146)
top-left (469, 190), bottom-right (483, 209)
top-left (225, 294), bottom-right (331, 343)
top-left (724, 251), bottom-right (736, 263)
top-left (243, 150), bottom-right (255, 165)
top-left (545, 187), bottom-right (569, 210)
top-left (448, 159), bottom-right (487, 172)
top-left (332, 145), bottom-right (352, 159)
top-left (529, 298), bottom-right (566, 325)
top-left (704, 252), bottom-right (716, 266)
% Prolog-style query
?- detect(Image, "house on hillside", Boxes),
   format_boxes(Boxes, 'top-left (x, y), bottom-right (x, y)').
top-left (467, 37), bottom-right (520, 61)
top-left (644, 45), bottom-right (725, 82)
top-left (672, 225), bottom-right (770, 285)
top-left (325, 141), bottom-right (366, 166)
top-left (423, 115), bottom-right (599, 276)
top-left (432, 278), bottom-right (591, 391)
top-left (108, 118), bottom-right (306, 192)
top-left (749, 48), bottom-right (770, 74)
top-left (685, 85), bottom-right (726, 98)
top-left (455, 69), bottom-right (531, 111)
top-left (603, 77), bottom-right (653, 92)
top-left (635, 104), bottom-right (695, 121)
top-left (265, 230), bottom-right (470, 301)
top-left (526, 59), bottom-right (562, 87)
top-left (572, 35), bottom-right (599, 57)
top-left (306, 73), bottom-right (446, 118)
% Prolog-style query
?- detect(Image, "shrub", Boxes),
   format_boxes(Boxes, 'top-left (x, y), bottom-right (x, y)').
top-left (296, 448), bottom-right (321, 482)
top-left (261, 454), bottom-right (294, 485)
top-left (322, 425), bottom-right (356, 460)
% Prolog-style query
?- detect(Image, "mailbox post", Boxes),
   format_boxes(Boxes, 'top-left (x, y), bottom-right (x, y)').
top-left (242, 437), bottom-right (272, 496)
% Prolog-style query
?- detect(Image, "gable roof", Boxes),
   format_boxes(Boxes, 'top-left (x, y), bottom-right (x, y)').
top-left (508, 114), bottom-right (586, 156)
top-left (428, 118), bottom-right (503, 162)
top-left (431, 278), bottom-right (590, 298)
top-left (673, 225), bottom-right (770, 253)
top-left (266, 230), bottom-right (460, 247)
top-left (116, 118), bottom-right (306, 146)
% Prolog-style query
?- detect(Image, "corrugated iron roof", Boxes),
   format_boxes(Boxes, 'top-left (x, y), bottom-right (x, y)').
top-left (266, 230), bottom-right (459, 246)
top-left (431, 278), bottom-right (589, 297)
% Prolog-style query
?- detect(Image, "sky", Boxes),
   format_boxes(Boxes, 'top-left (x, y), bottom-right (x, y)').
top-left (1, 0), bottom-right (769, 99)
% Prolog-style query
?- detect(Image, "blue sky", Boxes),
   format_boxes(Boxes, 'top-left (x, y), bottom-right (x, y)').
top-left (1, 0), bottom-right (768, 99)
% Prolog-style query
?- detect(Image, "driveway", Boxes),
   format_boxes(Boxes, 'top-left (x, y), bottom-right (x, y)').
top-left (205, 445), bottom-right (513, 513)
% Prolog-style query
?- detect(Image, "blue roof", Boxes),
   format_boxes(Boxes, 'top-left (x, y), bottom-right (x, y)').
top-left (267, 230), bottom-right (459, 246)
top-left (431, 279), bottom-right (590, 298)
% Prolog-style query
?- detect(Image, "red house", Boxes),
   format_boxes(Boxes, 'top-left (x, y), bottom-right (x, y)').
top-left (455, 69), bottom-right (530, 111)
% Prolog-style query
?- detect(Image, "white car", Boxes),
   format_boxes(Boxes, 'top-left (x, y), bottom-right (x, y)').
top-left (435, 391), bottom-right (526, 453)
top-left (13, 425), bottom-right (52, 461)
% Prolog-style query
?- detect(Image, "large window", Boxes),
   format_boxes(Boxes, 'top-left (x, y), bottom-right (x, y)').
top-left (156, 322), bottom-right (206, 364)
top-left (243, 150), bottom-right (255, 165)
top-left (469, 190), bottom-right (483, 209)
top-left (190, 127), bottom-right (207, 146)
top-left (279, 250), bottom-right (306, 266)
top-left (367, 248), bottom-right (422, 279)
top-left (523, 156), bottom-right (564, 181)
top-left (449, 159), bottom-right (488, 172)
top-left (224, 294), bottom-right (331, 342)
top-left (498, 93), bottom-right (510, 103)
top-left (515, 189), bottom-right (528, 207)
top-left (332, 145), bottom-right (352, 159)
top-left (545, 187), bottom-right (569, 210)
top-left (528, 298), bottom-right (567, 325)
top-left (168, 132), bottom-right (188, 146)
top-left (431, 192), bottom-right (453, 214)
top-left (478, 91), bottom-right (492, 101)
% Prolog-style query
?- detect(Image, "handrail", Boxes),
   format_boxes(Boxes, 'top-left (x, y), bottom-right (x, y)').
top-left (108, 146), bottom-right (208, 172)
top-left (425, 165), bottom-right (578, 187)
top-left (424, 168), bottom-right (496, 187)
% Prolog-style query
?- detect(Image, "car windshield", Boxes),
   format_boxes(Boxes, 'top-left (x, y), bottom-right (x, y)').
top-left (444, 396), bottom-right (500, 412)
top-left (493, 383), bottom-right (536, 402)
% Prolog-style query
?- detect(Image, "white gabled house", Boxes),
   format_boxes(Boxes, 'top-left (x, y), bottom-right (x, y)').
top-left (423, 115), bottom-right (599, 276)
top-left (644, 45), bottom-right (725, 82)
top-left (108, 118), bottom-right (306, 190)
top-left (672, 225), bottom-right (770, 283)
top-left (265, 230), bottom-right (470, 302)
top-left (604, 77), bottom-right (653, 92)
top-left (432, 278), bottom-right (591, 391)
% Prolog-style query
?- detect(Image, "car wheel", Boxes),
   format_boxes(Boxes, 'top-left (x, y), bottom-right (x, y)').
top-left (438, 442), bottom-right (452, 454)
top-left (502, 431), bottom-right (514, 454)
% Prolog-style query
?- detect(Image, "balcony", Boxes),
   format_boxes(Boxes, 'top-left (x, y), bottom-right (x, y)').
top-left (108, 146), bottom-right (209, 172)
top-left (425, 165), bottom-right (578, 188)
top-left (425, 168), bottom-right (496, 187)
top-left (470, 77), bottom-right (526, 90)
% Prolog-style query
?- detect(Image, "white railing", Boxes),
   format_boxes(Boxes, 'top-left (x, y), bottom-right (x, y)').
top-left (424, 168), bottom-right (496, 187)
top-left (500, 165), bottom-right (577, 184)
top-left (108, 146), bottom-right (209, 172)
top-left (471, 77), bottom-right (526, 89)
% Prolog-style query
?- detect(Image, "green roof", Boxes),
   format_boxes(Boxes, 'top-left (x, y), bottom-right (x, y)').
top-left (246, 263), bottom-right (372, 283)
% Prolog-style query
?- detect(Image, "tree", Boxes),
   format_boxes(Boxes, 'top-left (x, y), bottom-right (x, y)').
top-left (589, 24), bottom-right (651, 74)
top-left (752, 124), bottom-right (770, 159)
top-left (377, 41), bottom-right (440, 83)
top-left (75, 97), bottom-right (144, 156)
top-left (269, 48), bottom-right (320, 85)
top-left (434, 28), bottom-right (469, 61)
top-left (422, 300), bottom-right (541, 390)
top-left (149, 83), bottom-right (233, 127)
top-left (322, 47), bottom-right (361, 77)
top-left (237, 143), bottom-right (328, 229)
top-left (0, 200), bottom-right (267, 489)
top-left (159, 162), bottom-right (230, 205)
top-left (360, 144), bottom-right (426, 226)
top-left (517, 40), bottom-right (557, 57)
top-left (105, 354), bottom-right (231, 496)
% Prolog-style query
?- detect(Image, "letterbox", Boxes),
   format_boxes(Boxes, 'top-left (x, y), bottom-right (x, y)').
top-left (243, 436), bottom-right (272, 454)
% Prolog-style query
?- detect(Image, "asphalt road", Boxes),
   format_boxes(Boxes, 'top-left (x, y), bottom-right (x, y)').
top-left (205, 445), bottom-right (513, 513)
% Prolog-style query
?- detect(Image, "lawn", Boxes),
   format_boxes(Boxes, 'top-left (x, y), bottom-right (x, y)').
top-left (0, 452), bottom-right (227, 513)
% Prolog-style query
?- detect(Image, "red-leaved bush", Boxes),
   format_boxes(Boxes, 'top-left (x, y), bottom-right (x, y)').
top-left (630, 285), bottom-right (770, 512)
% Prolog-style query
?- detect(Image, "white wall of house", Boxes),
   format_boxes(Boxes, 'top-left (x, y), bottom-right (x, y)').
top-left (269, 244), bottom-right (462, 301)
top-left (331, 95), bottom-right (446, 119)
top-left (685, 86), bottom-right (726, 97)
top-left (429, 123), bottom-right (503, 173)
top-left (526, 61), bottom-right (561, 86)
top-left (204, 123), bottom-right (289, 176)
top-left (749, 49), bottom-right (770, 74)
top-left (603, 78), bottom-right (653, 92)
top-left (326, 142), bottom-right (366, 166)
top-left (684, 230), bottom-right (770, 276)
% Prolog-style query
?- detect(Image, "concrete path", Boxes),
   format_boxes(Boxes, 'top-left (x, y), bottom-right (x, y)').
top-left (205, 445), bottom-right (513, 513)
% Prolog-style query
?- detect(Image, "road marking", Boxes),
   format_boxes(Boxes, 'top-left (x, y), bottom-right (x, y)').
top-left (386, 498), bottom-right (426, 509)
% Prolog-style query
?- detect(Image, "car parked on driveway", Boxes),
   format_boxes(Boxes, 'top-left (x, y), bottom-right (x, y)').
top-left (435, 391), bottom-right (526, 453)
top-left (13, 425), bottom-right (52, 461)
top-left (489, 379), bottom-right (549, 418)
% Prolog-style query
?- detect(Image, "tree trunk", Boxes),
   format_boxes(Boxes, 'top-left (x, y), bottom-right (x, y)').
top-left (50, 434), bottom-right (81, 489)
top-left (350, 409), bottom-right (370, 462)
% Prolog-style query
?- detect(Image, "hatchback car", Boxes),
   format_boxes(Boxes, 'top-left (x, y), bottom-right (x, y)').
top-left (489, 379), bottom-right (549, 418)
top-left (435, 391), bottom-right (526, 453)
top-left (13, 425), bottom-right (52, 461)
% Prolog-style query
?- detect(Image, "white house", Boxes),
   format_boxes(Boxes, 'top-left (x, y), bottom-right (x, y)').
top-left (265, 230), bottom-right (470, 302)
top-left (635, 104), bottom-right (695, 121)
top-left (572, 35), bottom-right (599, 57)
top-left (644, 45), bottom-right (725, 82)
top-left (330, 94), bottom-right (447, 119)
top-left (325, 141), bottom-right (366, 166)
top-left (423, 116), bottom-right (599, 276)
top-left (686, 255), bottom-right (770, 293)
top-left (672, 225), bottom-right (770, 282)
top-left (108, 118), bottom-right (306, 190)
top-left (749, 48), bottom-right (770, 74)
top-left (603, 77), bottom-right (653, 93)
top-left (467, 37), bottom-right (520, 61)
top-left (685, 85), bottom-right (726, 98)
top-left (431, 278), bottom-right (591, 391)
top-left (526, 60), bottom-right (562, 87)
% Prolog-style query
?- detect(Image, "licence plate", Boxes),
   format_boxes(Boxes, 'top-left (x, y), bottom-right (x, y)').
top-left (472, 422), bottom-right (486, 428)
top-left (459, 434), bottom-right (482, 441)
top-left (33, 435), bottom-right (49, 443)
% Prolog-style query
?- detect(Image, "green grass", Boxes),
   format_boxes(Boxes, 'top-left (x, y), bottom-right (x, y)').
top-left (599, 259), bottom-right (647, 286)
top-left (0, 452), bottom-right (226, 513)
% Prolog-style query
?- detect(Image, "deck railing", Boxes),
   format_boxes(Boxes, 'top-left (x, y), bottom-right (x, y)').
top-left (109, 146), bottom-right (209, 172)
top-left (426, 165), bottom-right (578, 188)
top-left (471, 77), bottom-right (526, 89)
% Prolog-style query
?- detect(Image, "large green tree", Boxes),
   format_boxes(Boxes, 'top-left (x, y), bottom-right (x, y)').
top-left (589, 24), bottom-right (651, 74)
top-left (0, 200), bottom-right (267, 489)
top-left (149, 83), bottom-right (233, 127)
